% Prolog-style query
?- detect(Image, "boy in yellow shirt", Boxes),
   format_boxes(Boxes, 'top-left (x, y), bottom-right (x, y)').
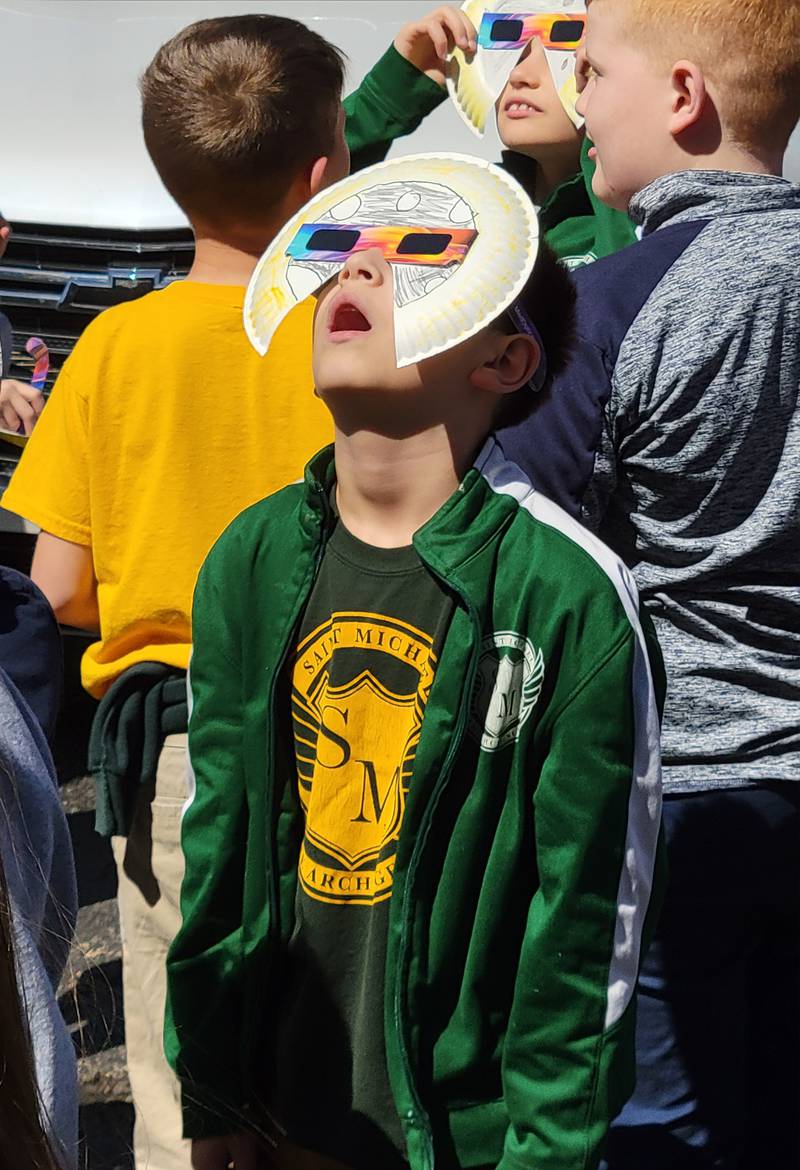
top-left (1, 13), bottom-right (464, 1170)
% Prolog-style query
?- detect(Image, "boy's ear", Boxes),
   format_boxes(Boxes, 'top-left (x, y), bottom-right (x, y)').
top-left (669, 60), bottom-right (708, 138)
top-left (470, 333), bottom-right (541, 397)
top-left (308, 155), bottom-right (331, 199)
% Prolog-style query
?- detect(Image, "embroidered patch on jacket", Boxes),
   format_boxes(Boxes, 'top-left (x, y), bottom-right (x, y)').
top-left (469, 631), bottom-right (545, 751)
top-left (563, 251), bottom-right (597, 270)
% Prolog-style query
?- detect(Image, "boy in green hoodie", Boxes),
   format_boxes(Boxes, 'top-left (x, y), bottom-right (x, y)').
top-left (393, 3), bottom-right (636, 266)
top-left (167, 154), bottom-right (664, 1170)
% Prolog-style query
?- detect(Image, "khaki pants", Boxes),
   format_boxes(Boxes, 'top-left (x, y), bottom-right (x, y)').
top-left (112, 733), bottom-right (192, 1170)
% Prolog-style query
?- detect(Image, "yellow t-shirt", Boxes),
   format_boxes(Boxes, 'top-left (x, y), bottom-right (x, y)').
top-left (2, 281), bottom-right (332, 697)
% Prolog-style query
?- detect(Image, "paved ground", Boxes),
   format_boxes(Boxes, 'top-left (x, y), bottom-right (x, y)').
top-left (55, 635), bottom-right (134, 1170)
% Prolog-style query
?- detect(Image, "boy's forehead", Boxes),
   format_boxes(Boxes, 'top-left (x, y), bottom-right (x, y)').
top-left (585, 1), bottom-right (656, 71)
top-left (584, 1), bottom-right (604, 42)
top-left (585, 0), bottom-right (628, 50)
top-left (583, 3), bottom-right (600, 56)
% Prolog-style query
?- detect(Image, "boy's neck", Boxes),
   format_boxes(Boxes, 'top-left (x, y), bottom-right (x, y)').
top-left (186, 237), bottom-right (260, 287)
top-left (186, 217), bottom-right (286, 286)
top-left (514, 141), bottom-right (582, 205)
top-left (681, 140), bottom-right (783, 180)
top-left (332, 424), bottom-right (481, 549)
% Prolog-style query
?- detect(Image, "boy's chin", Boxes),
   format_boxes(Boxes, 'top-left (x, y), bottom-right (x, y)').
top-left (497, 113), bottom-right (578, 155)
top-left (313, 346), bottom-right (431, 403)
top-left (314, 377), bottom-right (402, 402)
top-left (498, 123), bottom-right (547, 153)
top-left (590, 164), bottom-right (633, 213)
top-left (314, 370), bottom-right (431, 422)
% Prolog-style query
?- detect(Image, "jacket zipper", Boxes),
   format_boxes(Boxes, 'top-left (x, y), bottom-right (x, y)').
top-left (239, 621), bottom-right (295, 1123)
top-left (394, 583), bottom-right (482, 1169)
top-left (244, 491), bottom-right (331, 1118)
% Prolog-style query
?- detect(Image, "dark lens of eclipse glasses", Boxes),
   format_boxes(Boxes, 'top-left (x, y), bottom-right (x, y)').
top-left (396, 232), bottom-right (453, 256)
top-left (491, 18), bottom-right (524, 42)
top-left (550, 19), bottom-right (585, 43)
top-left (306, 228), bottom-right (361, 252)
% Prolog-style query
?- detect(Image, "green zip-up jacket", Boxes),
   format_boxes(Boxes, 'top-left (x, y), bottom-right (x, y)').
top-left (352, 46), bottom-right (637, 267)
top-left (344, 45), bottom-right (446, 169)
top-left (166, 439), bottom-right (664, 1170)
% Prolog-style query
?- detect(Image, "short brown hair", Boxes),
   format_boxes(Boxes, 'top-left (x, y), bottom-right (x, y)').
top-left (140, 15), bottom-right (346, 228)
top-left (593, 0), bottom-right (800, 154)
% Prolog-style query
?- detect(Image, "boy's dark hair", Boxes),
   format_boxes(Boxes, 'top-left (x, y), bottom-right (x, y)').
top-left (140, 15), bottom-right (346, 229)
top-left (494, 241), bottom-right (577, 428)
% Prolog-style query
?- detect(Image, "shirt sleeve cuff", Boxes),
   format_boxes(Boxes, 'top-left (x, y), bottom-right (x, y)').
top-left (355, 44), bottom-right (446, 131)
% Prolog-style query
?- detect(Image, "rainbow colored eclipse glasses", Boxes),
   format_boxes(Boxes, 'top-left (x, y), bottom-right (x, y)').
top-left (286, 223), bottom-right (478, 267)
top-left (478, 11), bottom-right (586, 50)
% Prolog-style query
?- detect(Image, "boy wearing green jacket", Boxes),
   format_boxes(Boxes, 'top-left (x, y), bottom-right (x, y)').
top-left (167, 154), bottom-right (664, 1170)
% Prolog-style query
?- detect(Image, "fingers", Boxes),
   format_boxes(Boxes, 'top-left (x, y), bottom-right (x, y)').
top-left (0, 379), bottom-right (45, 436)
top-left (446, 6), bottom-right (478, 54)
top-left (425, 6), bottom-right (477, 58)
top-left (394, 4), bottom-right (477, 85)
top-left (0, 221), bottom-right (10, 260)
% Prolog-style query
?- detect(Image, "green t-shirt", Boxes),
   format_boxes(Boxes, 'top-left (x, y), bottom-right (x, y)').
top-left (271, 513), bottom-right (453, 1168)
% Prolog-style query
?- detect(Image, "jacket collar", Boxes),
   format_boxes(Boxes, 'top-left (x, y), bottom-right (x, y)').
top-left (630, 169), bottom-right (800, 236)
top-left (296, 443), bottom-right (335, 546)
top-left (300, 437), bottom-right (521, 577)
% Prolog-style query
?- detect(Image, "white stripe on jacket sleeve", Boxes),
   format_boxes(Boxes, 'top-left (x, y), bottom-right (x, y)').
top-left (182, 654), bottom-right (198, 820)
top-left (478, 438), bottom-right (662, 1030)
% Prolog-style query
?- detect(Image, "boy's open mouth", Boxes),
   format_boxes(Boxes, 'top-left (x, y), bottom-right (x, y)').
top-left (328, 296), bottom-right (372, 338)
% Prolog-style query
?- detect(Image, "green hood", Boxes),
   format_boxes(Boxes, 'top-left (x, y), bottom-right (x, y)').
top-left (503, 137), bottom-right (638, 269)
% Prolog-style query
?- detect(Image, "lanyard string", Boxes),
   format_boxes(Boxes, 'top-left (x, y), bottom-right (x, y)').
top-left (507, 300), bottom-right (548, 392)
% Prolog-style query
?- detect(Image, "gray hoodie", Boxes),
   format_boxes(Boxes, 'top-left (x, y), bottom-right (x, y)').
top-left (500, 170), bottom-right (800, 792)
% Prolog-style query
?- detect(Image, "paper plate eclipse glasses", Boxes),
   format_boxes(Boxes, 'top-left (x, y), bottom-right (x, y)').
top-left (448, 0), bottom-right (587, 136)
top-left (244, 152), bottom-right (540, 370)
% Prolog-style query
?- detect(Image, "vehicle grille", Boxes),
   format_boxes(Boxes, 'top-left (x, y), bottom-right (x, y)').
top-left (0, 222), bottom-right (194, 492)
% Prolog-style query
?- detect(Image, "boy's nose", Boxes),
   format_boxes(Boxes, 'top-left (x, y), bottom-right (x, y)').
top-left (509, 64), bottom-right (539, 87)
top-left (575, 80), bottom-right (590, 119)
top-left (508, 42), bottom-right (539, 85)
top-left (338, 247), bottom-right (385, 287)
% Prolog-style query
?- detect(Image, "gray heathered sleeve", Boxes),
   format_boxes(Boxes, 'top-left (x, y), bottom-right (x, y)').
top-left (594, 211), bottom-right (800, 791)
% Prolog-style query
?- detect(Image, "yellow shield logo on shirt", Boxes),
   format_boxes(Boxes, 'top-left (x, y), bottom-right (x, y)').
top-left (293, 613), bottom-right (436, 905)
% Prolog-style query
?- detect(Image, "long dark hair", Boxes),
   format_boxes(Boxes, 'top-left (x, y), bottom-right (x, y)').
top-left (0, 843), bottom-right (61, 1170)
